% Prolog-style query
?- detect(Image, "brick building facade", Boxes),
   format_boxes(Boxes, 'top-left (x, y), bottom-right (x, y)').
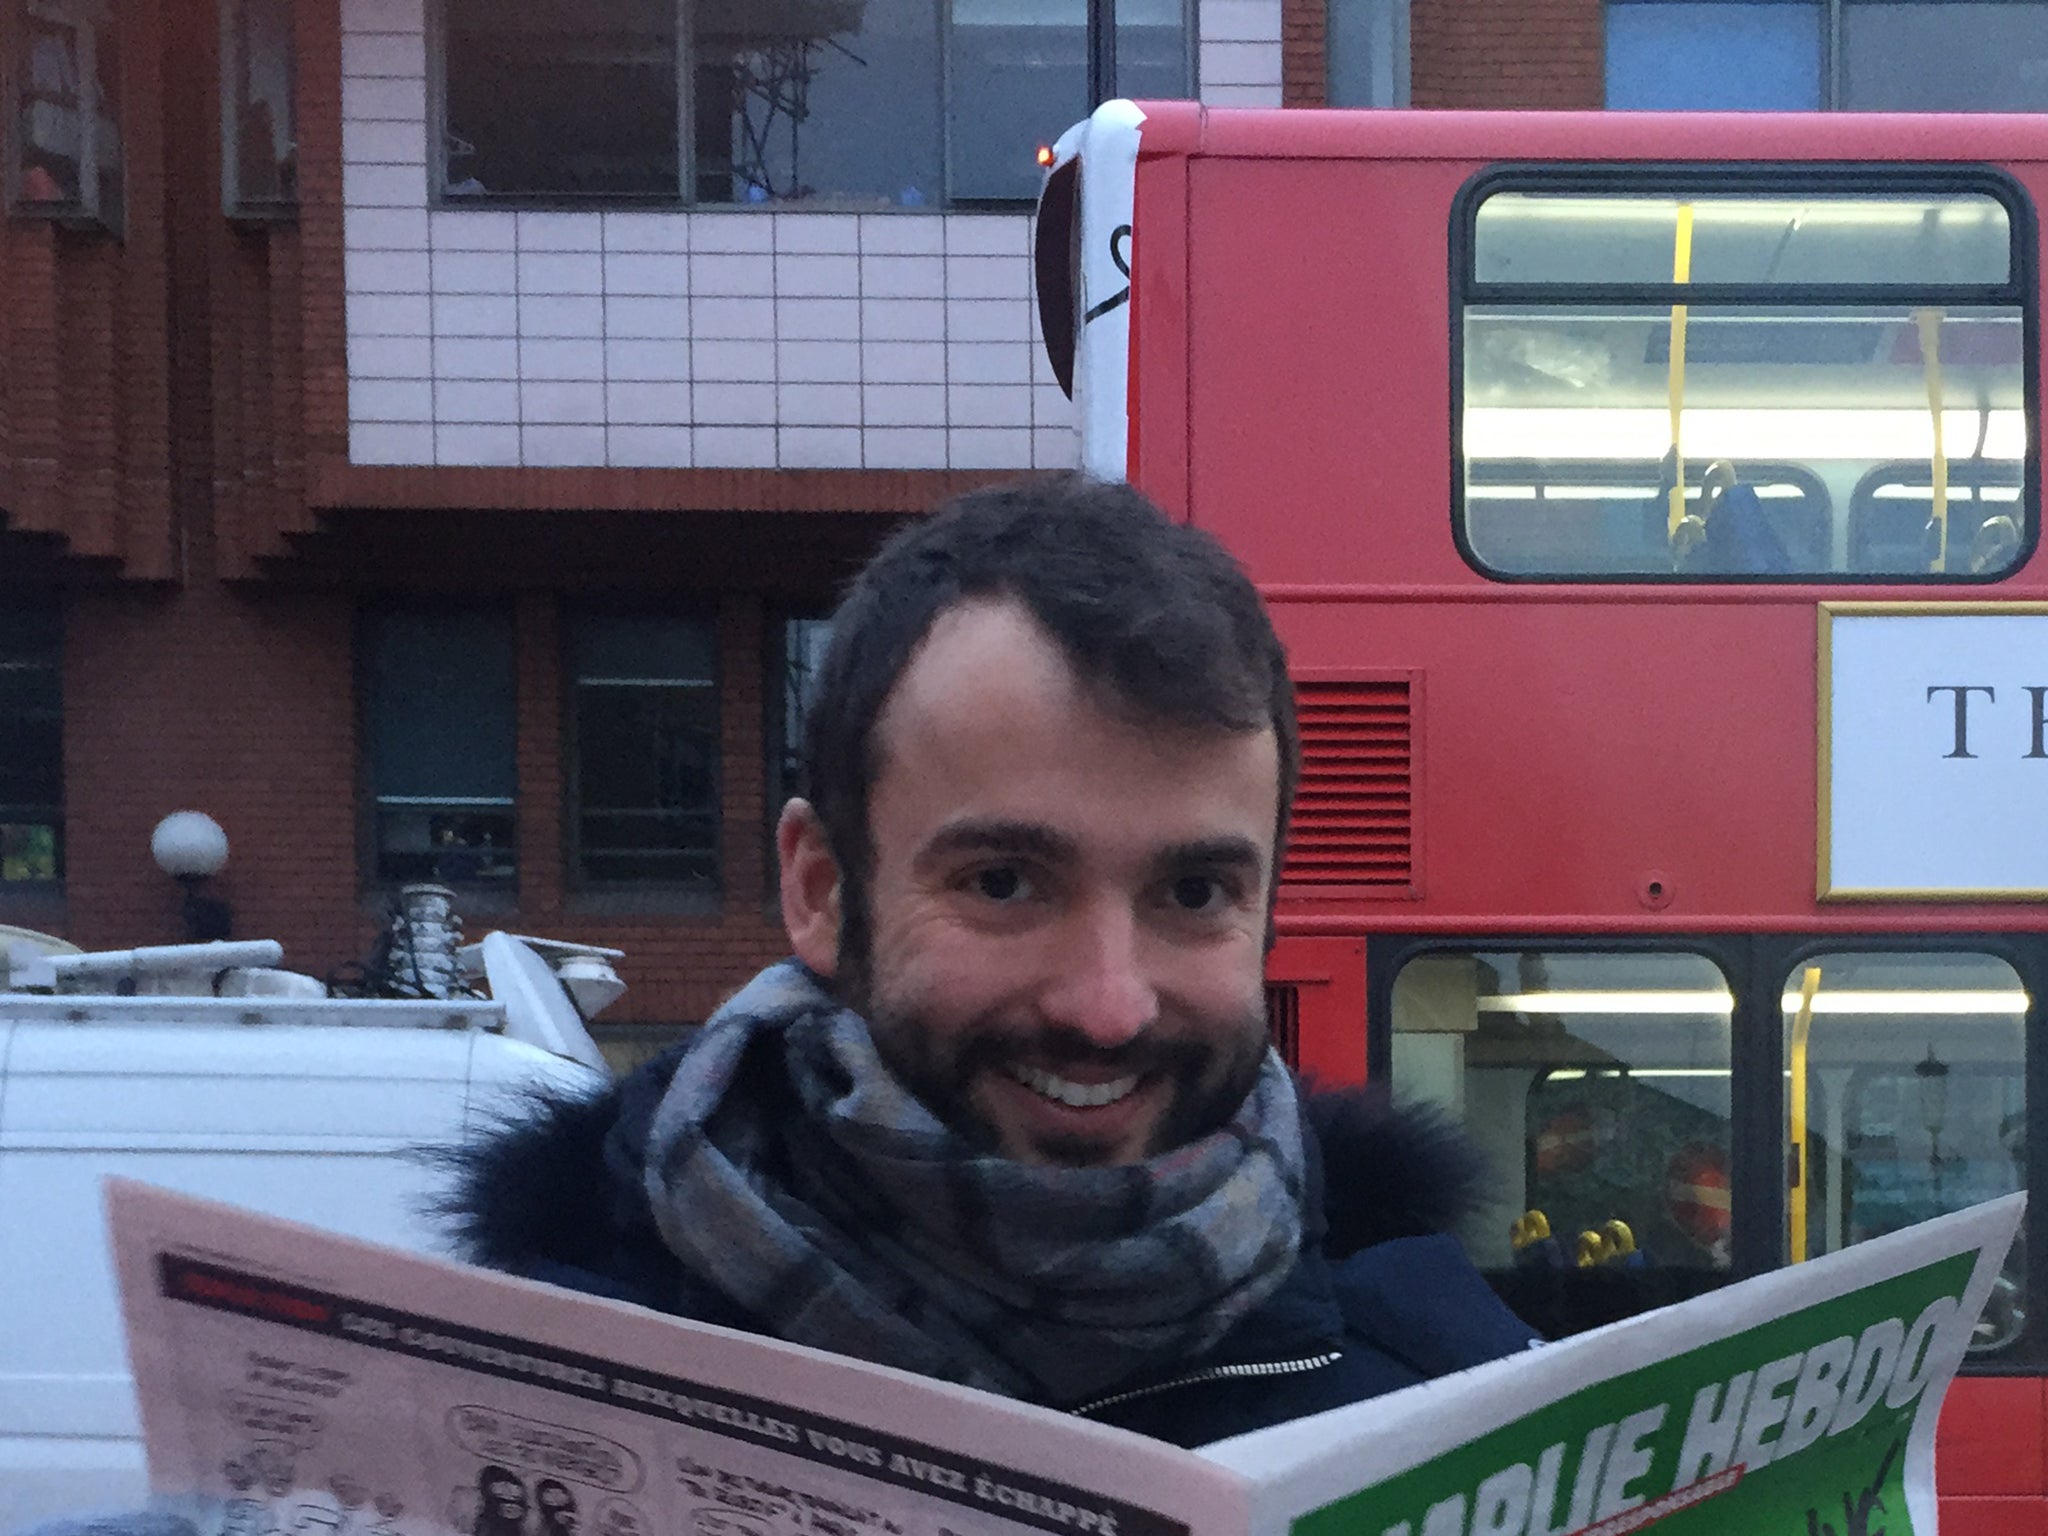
top-left (0, 0), bottom-right (1599, 1047)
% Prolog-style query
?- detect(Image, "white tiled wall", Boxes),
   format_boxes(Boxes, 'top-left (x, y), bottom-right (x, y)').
top-left (340, 0), bottom-right (1283, 471)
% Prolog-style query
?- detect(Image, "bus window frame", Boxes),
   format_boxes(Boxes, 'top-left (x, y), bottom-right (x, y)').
top-left (1365, 931), bottom-right (2045, 1371)
top-left (1447, 163), bottom-right (2041, 585)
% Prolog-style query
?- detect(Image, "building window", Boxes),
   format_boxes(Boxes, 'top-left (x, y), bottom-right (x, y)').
top-left (1605, 1), bottom-right (2048, 113)
top-left (1605, 2), bottom-right (1822, 111)
top-left (1457, 176), bottom-right (2031, 579)
top-left (9, 0), bottom-right (122, 227)
top-left (0, 600), bottom-right (61, 884)
top-left (221, 0), bottom-right (296, 215)
top-left (1326, 0), bottom-right (1410, 108)
top-left (361, 610), bottom-right (517, 886)
top-left (436, 0), bottom-right (1194, 208)
top-left (569, 613), bottom-right (719, 888)
top-left (1842, 3), bottom-right (2048, 110)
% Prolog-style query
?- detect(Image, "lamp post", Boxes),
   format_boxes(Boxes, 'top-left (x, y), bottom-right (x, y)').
top-left (150, 811), bottom-right (233, 943)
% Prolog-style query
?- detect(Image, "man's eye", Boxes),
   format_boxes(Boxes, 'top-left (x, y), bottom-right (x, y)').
top-left (973, 866), bottom-right (1030, 901)
top-left (1170, 875), bottom-right (1227, 912)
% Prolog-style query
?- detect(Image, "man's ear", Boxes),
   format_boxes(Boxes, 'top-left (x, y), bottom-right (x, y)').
top-left (777, 798), bottom-right (842, 978)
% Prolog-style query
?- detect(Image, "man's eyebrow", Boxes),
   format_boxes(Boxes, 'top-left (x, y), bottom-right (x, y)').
top-left (917, 818), bottom-right (1079, 867)
top-left (1154, 836), bottom-right (1266, 876)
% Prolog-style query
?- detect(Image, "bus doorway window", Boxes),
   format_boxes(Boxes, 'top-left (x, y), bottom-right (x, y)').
top-left (1390, 949), bottom-right (1734, 1338)
top-left (1785, 951), bottom-right (2028, 1355)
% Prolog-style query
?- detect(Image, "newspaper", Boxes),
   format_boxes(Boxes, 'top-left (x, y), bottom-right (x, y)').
top-left (108, 1180), bottom-right (2022, 1536)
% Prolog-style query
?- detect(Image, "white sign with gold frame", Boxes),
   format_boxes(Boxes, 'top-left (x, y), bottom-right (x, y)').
top-left (1820, 602), bottom-right (2048, 899)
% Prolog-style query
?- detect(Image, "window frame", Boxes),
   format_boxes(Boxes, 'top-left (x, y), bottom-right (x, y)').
top-left (5, 0), bottom-right (123, 232)
top-left (563, 605), bottom-right (723, 899)
top-left (1368, 931), bottom-right (2048, 1371)
top-left (425, 0), bottom-right (1198, 212)
top-left (1449, 162), bottom-right (2040, 584)
top-left (763, 608), bottom-right (832, 897)
top-left (219, 0), bottom-right (298, 221)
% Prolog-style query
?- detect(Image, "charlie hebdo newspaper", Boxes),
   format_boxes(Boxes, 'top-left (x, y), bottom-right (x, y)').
top-left (107, 1180), bottom-right (2022, 1536)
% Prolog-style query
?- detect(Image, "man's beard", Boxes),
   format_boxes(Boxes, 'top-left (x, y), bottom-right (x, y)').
top-left (860, 997), bottom-right (1272, 1166)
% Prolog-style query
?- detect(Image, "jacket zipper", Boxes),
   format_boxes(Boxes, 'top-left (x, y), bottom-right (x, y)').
top-left (1068, 1351), bottom-right (1344, 1418)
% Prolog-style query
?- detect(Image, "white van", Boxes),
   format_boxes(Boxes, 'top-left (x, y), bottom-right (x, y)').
top-left (0, 928), bottom-right (611, 1531)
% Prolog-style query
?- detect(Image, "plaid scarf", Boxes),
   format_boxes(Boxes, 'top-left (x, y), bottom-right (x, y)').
top-left (641, 960), bottom-right (1306, 1407)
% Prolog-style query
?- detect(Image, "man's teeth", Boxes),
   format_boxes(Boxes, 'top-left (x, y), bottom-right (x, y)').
top-left (1006, 1065), bottom-right (1140, 1108)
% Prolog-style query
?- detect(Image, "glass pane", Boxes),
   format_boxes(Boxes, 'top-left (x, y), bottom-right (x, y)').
top-left (1784, 952), bottom-right (2028, 1355)
top-left (573, 613), bottom-right (720, 885)
top-left (1605, 2), bottom-right (1822, 111)
top-left (226, 0), bottom-right (296, 208)
top-left (0, 599), bottom-right (60, 883)
top-left (1327, 0), bottom-right (1403, 108)
top-left (1391, 950), bottom-right (1734, 1337)
top-left (1461, 302), bottom-right (2027, 577)
top-left (0, 822), bottom-right (59, 881)
top-left (363, 612), bottom-right (517, 802)
top-left (1475, 193), bottom-right (2012, 290)
top-left (1844, 3), bottom-right (2048, 112)
top-left (777, 615), bottom-right (832, 802)
top-left (573, 613), bottom-right (716, 682)
top-left (693, 0), bottom-right (942, 208)
top-left (443, 0), bottom-right (678, 198)
top-left (946, 0), bottom-right (1189, 204)
top-left (576, 684), bottom-right (718, 811)
top-left (16, 0), bottom-right (121, 222)
top-left (0, 714), bottom-right (61, 804)
top-left (578, 809), bottom-right (718, 885)
top-left (373, 805), bottom-right (515, 885)
top-left (1850, 461), bottom-right (2025, 576)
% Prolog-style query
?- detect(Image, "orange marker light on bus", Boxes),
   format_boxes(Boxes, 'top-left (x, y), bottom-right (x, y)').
top-left (1036, 145), bottom-right (1056, 167)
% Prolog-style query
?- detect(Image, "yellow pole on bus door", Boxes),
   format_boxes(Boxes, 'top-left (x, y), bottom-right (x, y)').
top-left (1666, 204), bottom-right (1695, 543)
top-left (1789, 964), bottom-right (1823, 1263)
top-left (1915, 308), bottom-right (1949, 572)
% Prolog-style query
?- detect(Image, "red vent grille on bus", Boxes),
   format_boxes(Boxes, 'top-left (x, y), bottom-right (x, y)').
top-left (1282, 677), bottom-right (1414, 891)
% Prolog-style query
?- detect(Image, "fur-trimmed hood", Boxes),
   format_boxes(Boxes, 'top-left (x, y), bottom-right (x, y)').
top-left (436, 1045), bottom-right (1493, 1289)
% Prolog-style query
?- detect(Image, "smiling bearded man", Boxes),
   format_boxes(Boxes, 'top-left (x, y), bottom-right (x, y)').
top-left (441, 473), bottom-right (1538, 1447)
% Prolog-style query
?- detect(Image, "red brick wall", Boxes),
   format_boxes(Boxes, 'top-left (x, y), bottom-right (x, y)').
top-left (53, 584), bottom-right (362, 963)
top-left (1283, 0), bottom-right (1329, 106)
top-left (7, 580), bottom-right (810, 1028)
top-left (0, 0), bottom-right (177, 575)
top-left (1410, 0), bottom-right (1604, 109)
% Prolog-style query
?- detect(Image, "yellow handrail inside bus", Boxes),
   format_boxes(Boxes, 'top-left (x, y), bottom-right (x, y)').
top-left (1789, 963), bottom-right (1823, 1263)
top-left (1916, 307), bottom-right (1949, 572)
top-left (1667, 203), bottom-right (1695, 542)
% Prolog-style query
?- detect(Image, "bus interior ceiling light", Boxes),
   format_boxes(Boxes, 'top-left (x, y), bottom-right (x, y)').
top-left (1478, 989), bottom-right (2029, 1015)
top-left (1463, 407), bottom-right (2028, 463)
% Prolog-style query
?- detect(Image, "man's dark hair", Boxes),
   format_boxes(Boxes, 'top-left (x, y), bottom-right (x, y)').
top-left (801, 473), bottom-right (1297, 987)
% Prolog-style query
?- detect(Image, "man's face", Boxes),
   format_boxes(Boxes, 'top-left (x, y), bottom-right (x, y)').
top-left (821, 598), bottom-right (1279, 1168)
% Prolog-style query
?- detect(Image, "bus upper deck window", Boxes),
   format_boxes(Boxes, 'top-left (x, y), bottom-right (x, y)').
top-left (1456, 178), bottom-right (2033, 581)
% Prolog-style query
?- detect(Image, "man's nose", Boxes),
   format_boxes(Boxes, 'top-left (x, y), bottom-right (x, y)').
top-left (1038, 900), bottom-right (1157, 1048)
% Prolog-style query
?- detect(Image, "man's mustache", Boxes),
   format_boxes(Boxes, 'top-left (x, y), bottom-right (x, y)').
top-left (950, 1024), bottom-right (1213, 1081)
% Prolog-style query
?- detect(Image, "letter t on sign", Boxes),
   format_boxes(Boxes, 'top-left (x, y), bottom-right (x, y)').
top-left (1927, 685), bottom-right (1995, 758)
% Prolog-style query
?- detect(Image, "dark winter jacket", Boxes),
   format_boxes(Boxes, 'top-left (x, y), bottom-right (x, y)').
top-left (440, 1048), bottom-right (1541, 1449)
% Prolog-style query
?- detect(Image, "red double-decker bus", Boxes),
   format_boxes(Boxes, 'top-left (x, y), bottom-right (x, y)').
top-left (1038, 103), bottom-right (2048, 1534)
